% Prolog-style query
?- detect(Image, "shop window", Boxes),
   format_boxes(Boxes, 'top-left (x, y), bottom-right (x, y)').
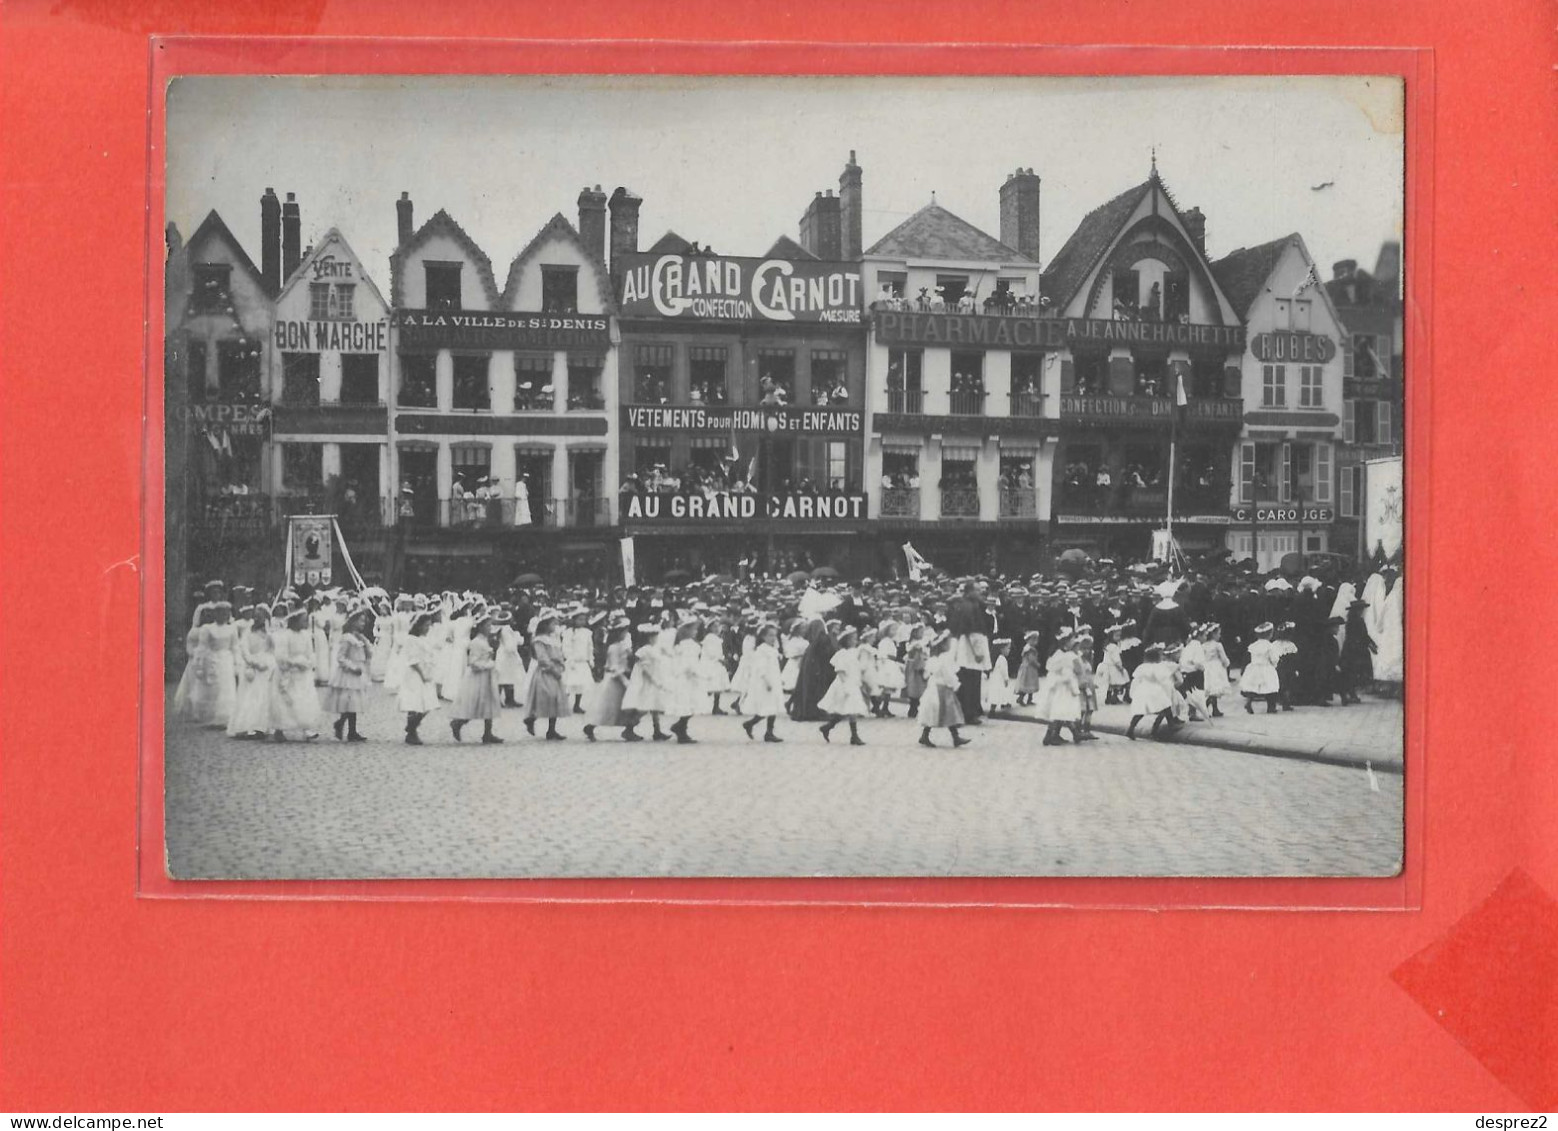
top-left (186, 338), bottom-right (208, 401)
top-left (424, 261), bottom-right (462, 312)
top-left (398, 353), bottom-right (437, 408)
top-left (566, 354), bottom-right (605, 410)
top-left (1112, 268), bottom-right (1139, 316)
top-left (934, 274), bottom-right (970, 309)
top-left (688, 347), bottom-right (727, 405)
top-left (191, 264), bottom-right (231, 314)
top-left (281, 442), bottom-right (322, 492)
top-left (340, 353), bottom-right (379, 405)
top-left (1299, 365), bottom-right (1323, 408)
top-left (886, 348), bottom-right (922, 413)
top-left (634, 344), bottom-right (673, 403)
top-left (811, 350), bottom-right (848, 406)
top-left (452, 354), bottom-right (490, 411)
top-left (280, 352), bottom-right (320, 405)
top-left (514, 356), bottom-right (553, 411)
top-left (1163, 271), bottom-right (1189, 322)
top-left (1262, 363), bottom-right (1287, 408)
top-left (757, 348), bottom-right (795, 404)
top-left (541, 265), bottom-right (578, 314)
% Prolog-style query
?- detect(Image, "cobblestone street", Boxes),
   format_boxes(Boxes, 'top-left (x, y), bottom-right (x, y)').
top-left (163, 688), bottom-right (1403, 880)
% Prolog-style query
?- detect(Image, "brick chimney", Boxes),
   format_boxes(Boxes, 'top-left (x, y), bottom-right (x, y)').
top-left (999, 167), bottom-right (1042, 262)
top-left (396, 191), bottom-right (414, 249)
top-left (839, 149), bottom-right (863, 259)
top-left (608, 186), bottom-right (642, 277)
top-left (799, 190), bottom-right (842, 260)
top-left (578, 184), bottom-right (609, 264)
top-left (1181, 206), bottom-right (1207, 256)
top-left (282, 192), bottom-right (301, 281)
top-left (260, 187), bottom-right (281, 293)
top-left (1332, 259), bottom-right (1358, 280)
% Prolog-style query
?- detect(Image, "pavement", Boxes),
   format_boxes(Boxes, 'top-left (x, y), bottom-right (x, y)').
top-left (163, 685), bottom-right (1404, 881)
top-left (993, 693), bottom-right (1405, 773)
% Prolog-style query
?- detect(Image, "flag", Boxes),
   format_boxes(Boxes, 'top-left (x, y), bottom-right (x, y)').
top-left (1293, 262), bottom-right (1320, 298)
top-left (746, 454), bottom-right (757, 486)
top-left (1175, 370), bottom-right (1188, 408)
top-left (903, 541), bottom-right (931, 581)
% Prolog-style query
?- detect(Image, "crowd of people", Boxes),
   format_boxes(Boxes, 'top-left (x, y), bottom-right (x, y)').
top-left (171, 553), bottom-right (1404, 751)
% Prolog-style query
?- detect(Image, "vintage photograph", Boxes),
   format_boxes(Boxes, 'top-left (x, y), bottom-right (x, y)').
top-left (161, 74), bottom-right (1406, 880)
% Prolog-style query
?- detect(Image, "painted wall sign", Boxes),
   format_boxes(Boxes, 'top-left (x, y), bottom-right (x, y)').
top-left (394, 311), bottom-right (611, 350)
top-left (1230, 505), bottom-right (1335, 524)
top-left (179, 402), bottom-right (272, 435)
top-left (274, 319), bottom-right (388, 353)
top-left (622, 405), bottom-right (863, 435)
top-left (622, 492), bottom-right (869, 522)
top-left (308, 253), bottom-right (356, 281)
top-left (1250, 331), bottom-right (1336, 363)
top-left (874, 311), bottom-right (1246, 350)
top-left (617, 253), bottom-right (862, 323)
top-left (1060, 394), bottom-right (1241, 421)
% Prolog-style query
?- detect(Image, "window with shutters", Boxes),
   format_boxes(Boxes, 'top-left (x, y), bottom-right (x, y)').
top-left (886, 348), bottom-right (923, 413)
top-left (1340, 464), bottom-right (1358, 517)
top-left (1344, 400), bottom-right (1356, 443)
top-left (1352, 333), bottom-right (1380, 378)
top-left (1378, 400), bottom-right (1394, 445)
top-left (1315, 442), bottom-right (1333, 503)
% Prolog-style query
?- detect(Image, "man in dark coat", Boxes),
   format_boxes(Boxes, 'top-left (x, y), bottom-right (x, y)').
top-left (791, 619), bottom-right (838, 721)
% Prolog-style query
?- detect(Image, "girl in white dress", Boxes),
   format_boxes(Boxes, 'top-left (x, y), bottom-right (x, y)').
top-left (817, 626), bottom-right (870, 745)
top-left (779, 620), bottom-right (809, 712)
top-left (698, 624), bottom-right (732, 715)
top-left (382, 596), bottom-right (415, 691)
top-left (620, 626), bottom-right (672, 741)
top-left (512, 476), bottom-right (532, 526)
top-left (495, 615), bottom-right (527, 708)
top-left (562, 611), bottom-right (598, 714)
top-left (1374, 573), bottom-right (1405, 684)
top-left (666, 621), bottom-right (704, 743)
top-left (739, 623), bottom-right (787, 743)
top-left (1201, 624), bottom-right (1232, 717)
top-left (436, 608), bottom-right (472, 700)
top-left (1036, 629), bottom-right (1083, 745)
top-left (227, 607), bottom-right (277, 738)
top-left (870, 630), bottom-right (905, 717)
top-left (1238, 622), bottom-right (1282, 714)
top-left (170, 611), bottom-right (210, 724)
top-left (309, 599), bottom-right (334, 686)
top-left (189, 602), bottom-right (239, 729)
top-left (1096, 623), bottom-right (1133, 704)
top-left (1126, 643), bottom-right (1180, 740)
top-left (916, 632), bottom-right (969, 748)
top-left (270, 608), bottom-right (321, 741)
top-left (726, 622), bottom-right (758, 714)
top-left (396, 613), bottom-right (442, 745)
top-left (983, 638), bottom-right (1015, 712)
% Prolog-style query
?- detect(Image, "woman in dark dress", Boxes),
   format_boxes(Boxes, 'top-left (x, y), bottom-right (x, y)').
top-left (1337, 599), bottom-right (1377, 705)
top-left (790, 618), bottom-right (837, 722)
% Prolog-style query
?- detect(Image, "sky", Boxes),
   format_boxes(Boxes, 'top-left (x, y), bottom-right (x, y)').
top-left (166, 74), bottom-right (1404, 287)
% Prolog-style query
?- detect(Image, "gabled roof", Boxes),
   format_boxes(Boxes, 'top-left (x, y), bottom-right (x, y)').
top-left (646, 230), bottom-right (694, 255)
top-left (766, 234), bottom-right (818, 260)
top-left (499, 212), bottom-right (614, 310)
top-left (866, 202), bottom-right (1030, 263)
top-left (185, 210), bottom-right (273, 299)
top-left (277, 227), bottom-right (390, 314)
top-left (1039, 179), bottom-right (1152, 309)
top-left (1209, 234), bottom-right (1297, 319)
top-left (390, 209), bottom-right (502, 308)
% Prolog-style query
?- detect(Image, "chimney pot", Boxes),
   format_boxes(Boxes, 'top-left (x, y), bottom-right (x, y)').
top-left (999, 165), bottom-right (1042, 263)
top-left (281, 191), bottom-right (301, 283)
top-left (396, 191), bottom-right (414, 249)
top-left (260, 187), bottom-right (282, 293)
top-left (838, 149), bottom-right (864, 259)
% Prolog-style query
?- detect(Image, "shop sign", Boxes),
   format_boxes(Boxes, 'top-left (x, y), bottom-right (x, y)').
top-left (1251, 331), bottom-right (1336, 364)
top-left (394, 310), bottom-right (611, 350)
top-left (623, 492), bottom-right (869, 522)
top-left (617, 253), bottom-right (862, 323)
top-left (274, 318), bottom-right (388, 353)
top-left (622, 405), bottom-right (863, 436)
top-left (1230, 504), bottom-right (1335, 524)
top-left (180, 402), bottom-right (272, 436)
top-left (1060, 395), bottom-right (1240, 421)
top-left (874, 311), bottom-right (1245, 350)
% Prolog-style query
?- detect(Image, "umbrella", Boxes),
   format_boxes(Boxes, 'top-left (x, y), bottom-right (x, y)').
top-left (811, 566), bottom-right (840, 580)
top-left (707, 573), bottom-right (736, 584)
top-left (511, 572), bottom-right (543, 587)
top-left (1264, 576), bottom-right (1293, 592)
top-left (1058, 548), bottom-right (1090, 564)
top-left (663, 568), bottom-right (692, 583)
top-left (786, 570), bottom-right (811, 584)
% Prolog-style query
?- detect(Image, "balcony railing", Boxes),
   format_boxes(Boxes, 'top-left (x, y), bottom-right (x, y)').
top-left (879, 487), bottom-right (920, 517)
top-left (1009, 391), bottom-right (1045, 418)
top-left (1055, 480), bottom-right (1231, 518)
top-left (564, 496), bottom-right (612, 528)
top-left (429, 496), bottom-right (611, 530)
top-left (998, 489), bottom-right (1037, 518)
top-left (871, 297), bottom-right (1044, 317)
top-left (939, 488), bottom-right (981, 518)
top-left (886, 389), bottom-right (923, 414)
top-left (949, 390), bottom-right (986, 416)
top-left (565, 391), bottom-right (606, 412)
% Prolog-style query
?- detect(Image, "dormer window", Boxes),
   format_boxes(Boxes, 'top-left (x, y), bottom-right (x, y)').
top-left (424, 261), bottom-right (462, 312)
top-left (191, 264), bottom-right (231, 314)
top-left (541, 265), bottom-right (578, 313)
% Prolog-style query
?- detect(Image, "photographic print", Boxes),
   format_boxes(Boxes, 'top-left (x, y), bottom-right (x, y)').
top-left (160, 74), bottom-right (1406, 880)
